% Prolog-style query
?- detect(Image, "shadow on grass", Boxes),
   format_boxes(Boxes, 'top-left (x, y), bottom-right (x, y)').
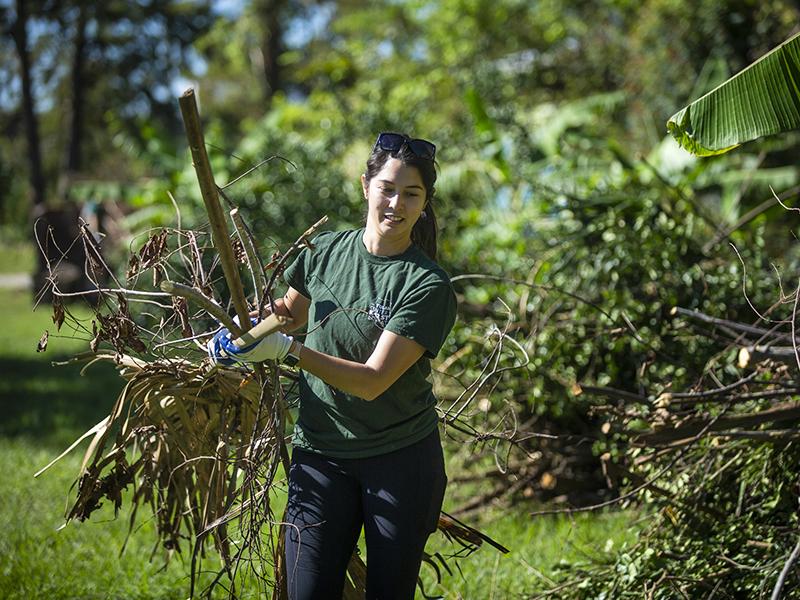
top-left (0, 355), bottom-right (124, 449)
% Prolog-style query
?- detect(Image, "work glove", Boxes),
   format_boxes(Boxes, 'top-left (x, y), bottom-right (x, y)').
top-left (207, 321), bottom-right (293, 365)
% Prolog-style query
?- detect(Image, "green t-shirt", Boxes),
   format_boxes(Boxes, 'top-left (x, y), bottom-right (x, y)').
top-left (283, 228), bottom-right (457, 458)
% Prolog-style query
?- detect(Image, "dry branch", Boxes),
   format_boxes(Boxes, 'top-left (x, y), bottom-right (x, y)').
top-left (160, 280), bottom-right (238, 333)
top-left (178, 88), bottom-right (250, 330)
top-left (634, 402), bottom-right (800, 445)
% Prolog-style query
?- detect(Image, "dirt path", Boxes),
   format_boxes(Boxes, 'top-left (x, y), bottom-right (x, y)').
top-left (0, 273), bottom-right (32, 289)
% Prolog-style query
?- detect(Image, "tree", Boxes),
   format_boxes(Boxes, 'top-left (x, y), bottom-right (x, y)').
top-left (6, 0), bottom-right (46, 211)
top-left (1, 0), bottom-right (214, 293)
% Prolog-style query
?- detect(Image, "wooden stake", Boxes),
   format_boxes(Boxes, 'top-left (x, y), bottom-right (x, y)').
top-left (178, 88), bottom-right (250, 336)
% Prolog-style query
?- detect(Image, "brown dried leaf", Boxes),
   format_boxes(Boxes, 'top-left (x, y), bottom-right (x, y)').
top-left (52, 296), bottom-right (65, 331)
top-left (129, 336), bottom-right (146, 353)
top-left (172, 296), bottom-right (192, 338)
top-left (231, 237), bottom-right (247, 264)
top-left (126, 254), bottom-right (140, 280)
top-left (87, 252), bottom-right (102, 276)
top-left (90, 320), bottom-right (100, 352)
top-left (36, 330), bottom-right (49, 352)
top-left (264, 250), bottom-right (281, 271)
top-left (139, 230), bottom-right (168, 271)
top-left (116, 293), bottom-right (128, 315)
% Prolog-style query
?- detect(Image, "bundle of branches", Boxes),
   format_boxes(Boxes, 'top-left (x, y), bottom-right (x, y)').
top-left (541, 297), bottom-right (800, 598)
top-left (37, 351), bottom-right (286, 596)
top-left (35, 90), bottom-right (507, 599)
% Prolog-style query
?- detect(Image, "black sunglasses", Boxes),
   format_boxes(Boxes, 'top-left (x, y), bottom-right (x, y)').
top-left (374, 132), bottom-right (436, 160)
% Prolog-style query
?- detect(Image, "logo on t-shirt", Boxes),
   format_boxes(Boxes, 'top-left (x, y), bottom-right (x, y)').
top-left (367, 300), bottom-right (392, 328)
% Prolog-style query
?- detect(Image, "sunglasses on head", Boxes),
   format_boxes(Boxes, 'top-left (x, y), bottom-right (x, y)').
top-left (374, 132), bottom-right (436, 160)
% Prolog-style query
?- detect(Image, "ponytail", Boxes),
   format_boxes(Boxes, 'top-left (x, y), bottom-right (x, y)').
top-left (411, 199), bottom-right (438, 260)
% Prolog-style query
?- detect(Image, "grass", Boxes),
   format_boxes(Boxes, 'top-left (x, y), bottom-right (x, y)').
top-left (0, 288), bottom-right (196, 599)
top-left (0, 239), bottom-right (35, 274)
top-left (419, 506), bottom-right (638, 599)
top-left (0, 286), bottom-right (641, 598)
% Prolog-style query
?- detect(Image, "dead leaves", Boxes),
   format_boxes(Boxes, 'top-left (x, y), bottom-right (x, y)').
top-left (127, 230), bottom-right (168, 281)
top-left (37, 330), bottom-right (49, 352)
top-left (60, 359), bottom-right (273, 564)
top-left (172, 296), bottom-right (192, 338)
top-left (231, 237), bottom-right (247, 264)
top-left (90, 295), bottom-right (147, 354)
top-left (52, 296), bottom-right (65, 331)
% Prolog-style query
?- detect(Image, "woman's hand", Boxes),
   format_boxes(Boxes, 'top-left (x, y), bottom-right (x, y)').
top-left (207, 327), bottom-right (293, 364)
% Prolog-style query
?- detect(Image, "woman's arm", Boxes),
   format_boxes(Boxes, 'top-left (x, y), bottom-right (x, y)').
top-left (296, 330), bottom-right (425, 402)
top-left (248, 286), bottom-right (424, 400)
top-left (253, 287), bottom-right (310, 332)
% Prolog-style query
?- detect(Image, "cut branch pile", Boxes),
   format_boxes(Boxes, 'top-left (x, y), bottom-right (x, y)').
top-left (551, 298), bottom-right (800, 597)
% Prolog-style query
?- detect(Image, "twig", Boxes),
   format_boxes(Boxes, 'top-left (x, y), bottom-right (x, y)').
top-left (160, 280), bottom-right (238, 334)
top-left (770, 532), bottom-right (800, 600)
top-left (674, 388), bottom-right (800, 406)
top-left (220, 155), bottom-right (295, 190)
top-left (578, 385), bottom-right (648, 403)
top-left (635, 402), bottom-right (800, 445)
top-left (668, 371), bottom-right (760, 399)
top-left (672, 307), bottom-right (795, 342)
top-left (709, 430), bottom-right (800, 442)
top-left (261, 215), bottom-right (328, 314)
top-left (229, 207), bottom-right (267, 307)
top-left (52, 287), bottom-right (172, 299)
top-left (792, 277), bottom-right (800, 372)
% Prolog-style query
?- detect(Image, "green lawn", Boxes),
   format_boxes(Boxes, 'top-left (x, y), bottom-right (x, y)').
top-left (0, 241), bottom-right (35, 274)
top-left (0, 287), bottom-right (639, 599)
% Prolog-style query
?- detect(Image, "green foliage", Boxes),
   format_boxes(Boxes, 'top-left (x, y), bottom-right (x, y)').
top-left (567, 440), bottom-right (800, 598)
top-left (439, 108), bottom-right (782, 428)
top-left (669, 32), bottom-right (800, 156)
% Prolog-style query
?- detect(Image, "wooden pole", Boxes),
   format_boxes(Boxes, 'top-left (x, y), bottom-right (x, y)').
top-left (178, 88), bottom-right (250, 336)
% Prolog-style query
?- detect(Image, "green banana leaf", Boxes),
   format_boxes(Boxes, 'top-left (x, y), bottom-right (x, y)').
top-left (668, 32), bottom-right (800, 156)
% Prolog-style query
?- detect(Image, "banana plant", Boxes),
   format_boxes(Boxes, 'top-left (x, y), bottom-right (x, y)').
top-left (668, 32), bottom-right (800, 156)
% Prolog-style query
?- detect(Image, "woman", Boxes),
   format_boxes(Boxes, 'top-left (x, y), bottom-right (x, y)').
top-left (211, 132), bottom-right (457, 599)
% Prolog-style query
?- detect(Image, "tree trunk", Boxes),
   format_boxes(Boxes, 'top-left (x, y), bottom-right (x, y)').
top-left (65, 4), bottom-right (88, 174)
top-left (254, 0), bottom-right (285, 106)
top-left (11, 0), bottom-right (53, 297)
top-left (11, 0), bottom-right (46, 210)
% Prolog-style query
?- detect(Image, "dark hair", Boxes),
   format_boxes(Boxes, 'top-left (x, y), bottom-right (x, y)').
top-left (364, 135), bottom-right (439, 260)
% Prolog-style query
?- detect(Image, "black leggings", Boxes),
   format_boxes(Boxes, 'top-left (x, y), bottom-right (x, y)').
top-left (283, 429), bottom-right (447, 600)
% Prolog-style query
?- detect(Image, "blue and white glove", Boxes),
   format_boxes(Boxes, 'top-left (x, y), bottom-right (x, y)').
top-left (206, 329), bottom-right (230, 366)
top-left (207, 322), bottom-right (293, 365)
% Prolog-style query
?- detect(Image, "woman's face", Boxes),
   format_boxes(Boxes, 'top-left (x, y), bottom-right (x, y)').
top-left (361, 157), bottom-right (427, 246)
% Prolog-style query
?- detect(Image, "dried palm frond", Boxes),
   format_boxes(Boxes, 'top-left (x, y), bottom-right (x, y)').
top-left (38, 351), bottom-right (289, 596)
